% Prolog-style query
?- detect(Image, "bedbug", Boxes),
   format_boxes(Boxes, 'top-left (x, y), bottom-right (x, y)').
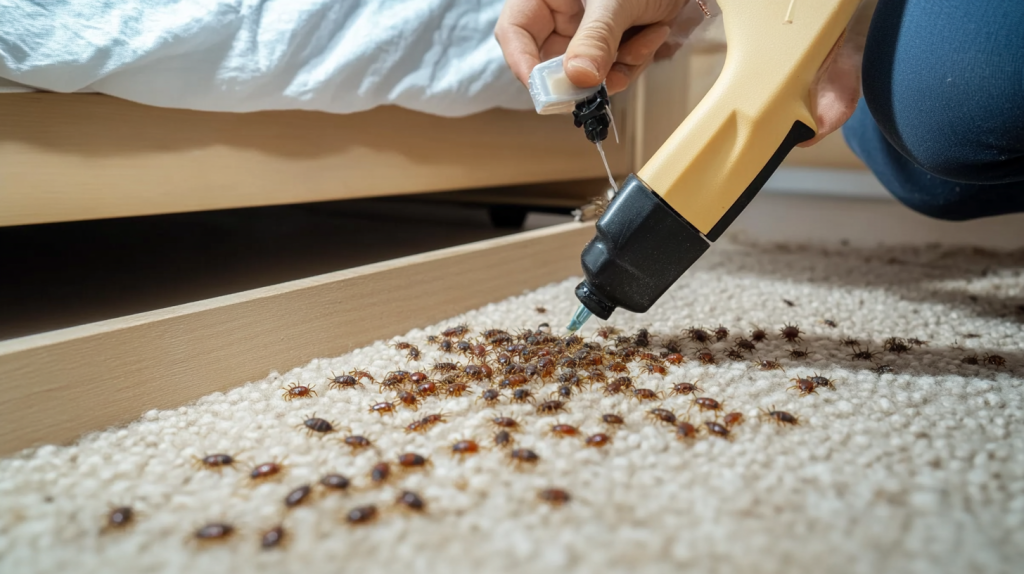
top-left (451, 440), bottom-right (480, 458)
top-left (984, 354), bottom-right (1007, 368)
top-left (349, 370), bottom-right (376, 384)
top-left (695, 348), bottom-right (716, 365)
top-left (415, 381), bottom-right (439, 396)
top-left (663, 339), bottom-right (684, 354)
top-left (391, 341), bottom-right (413, 351)
top-left (787, 377), bottom-right (817, 396)
top-left (686, 327), bottom-right (712, 345)
top-left (463, 363), bottom-right (489, 381)
top-left (675, 421), bottom-right (697, 439)
top-left (192, 453), bottom-right (238, 471)
top-left (595, 325), bottom-right (620, 339)
top-left (552, 385), bottom-right (574, 400)
top-left (509, 448), bottom-right (540, 466)
top-left (261, 525), bottom-right (285, 549)
top-left (724, 348), bottom-right (746, 361)
top-left (478, 388), bottom-right (502, 404)
top-left (788, 348), bottom-right (810, 359)
top-left (347, 505), bottom-right (378, 525)
top-left (705, 421), bottom-right (730, 438)
top-left (284, 485), bottom-right (312, 508)
top-left (494, 430), bottom-right (513, 448)
top-left (883, 337), bottom-right (911, 354)
top-left (409, 371), bottom-right (429, 384)
top-left (664, 352), bottom-right (686, 365)
top-left (809, 374), bottom-right (835, 390)
top-left (713, 325), bottom-right (730, 342)
top-left (394, 390), bottom-right (420, 410)
top-left (397, 452), bottom-right (431, 469)
top-left (672, 381), bottom-right (703, 396)
top-left (750, 328), bottom-right (768, 343)
top-left (539, 488), bottom-right (571, 506)
top-left (647, 408), bottom-right (677, 425)
top-left (691, 396), bottom-right (722, 414)
top-left (344, 435), bottom-right (373, 450)
top-left (632, 388), bottom-right (662, 402)
top-left (779, 324), bottom-right (803, 343)
top-left (537, 400), bottom-right (568, 415)
top-left (722, 412), bottom-right (744, 428)
top-left (548, 423), bottom-right (579, 437)
top-left (961, 354), bottom-right (980, 365)
top-left (536, 357), bottom-right (557, 379)
top-left (437, 339), bottom-right (453, 353)
top-left (195, 523), bottom-right (234, 541)
top-left (281, 383), bottom-right (317, 401)
top-left (907, 338), bottom-right (929, 347)
top-left (761, 406), bottom-right (799, 426)
top-left (105, 506), bottom-right (134, 531)
top-left (368, 401), bottom-right (396, 416)
top-left (442, 324), bottom-right (470, 339)
top-left (874, 364), bottom-right (895, 374)
top-left (301, 415), bottom-right (337, 435)
top-left (397, 490), bottom-right (426, 512)
top-left (408, 412), bottom-right (447, 433)
top-left (556, 357), bottom-right (579, 370)
top-left (250, 461), bottom-right (284, 480)
top-left (641, 362), bottom-right (667, 376)
top-left (839, 338), bottom-right (860, 348)
top-left (607, 361), bottom-right (629, 373)
top-left (734, 338), bottom-right (756, 352)
top-left (585, 432), bottom-right (611, 448)
top-left (602, 413), bottom-right (625, 425)
top-left (755, 358), bottom-right (785, 372)
top-left (431, 362), bottom-right (461, 375)
top-left (454, 340), bottom-right (472, 356)
top-left (446, 381), bottom-right (471, 398)
top-left (849, 346), bottom-right (879, 361)
top-left (491, 415), bottom-right (520, 429)
top-left (511, 388), bottom-right (536, 404)
top-left (823, 319), bottom-right (838, 328)
top-left (320, 474), bottom-right (350, 490)
top-left (406, 346), bottom-right (421, 360)
top-left (328, 373), bottom-right (362, 390)
top-left (380, 370), bottom-right (410, 390)
top-left (370, 462), bottom-right (391, 484)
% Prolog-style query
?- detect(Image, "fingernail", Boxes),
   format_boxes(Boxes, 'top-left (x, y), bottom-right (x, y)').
top-left (567, 58), bottom-right (600, 80)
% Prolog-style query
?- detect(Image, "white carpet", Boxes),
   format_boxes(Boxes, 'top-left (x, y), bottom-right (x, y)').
top-left (2, 241), bottom-right (1023, 574)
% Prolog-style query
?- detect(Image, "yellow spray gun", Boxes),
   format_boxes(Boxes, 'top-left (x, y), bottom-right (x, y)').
top-left (547, 0), bottom-right (862, 330)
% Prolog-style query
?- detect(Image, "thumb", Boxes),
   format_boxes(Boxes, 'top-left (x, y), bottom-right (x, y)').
top-left (564, 0), bottom-right (633, 88)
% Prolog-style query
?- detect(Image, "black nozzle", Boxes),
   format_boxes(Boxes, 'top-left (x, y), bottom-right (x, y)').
top-left (575, 174), bottom-right (710, 320)
top-left (572, 85), bottom-right (611, 143)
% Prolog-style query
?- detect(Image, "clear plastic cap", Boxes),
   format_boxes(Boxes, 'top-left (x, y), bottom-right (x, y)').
top-left (528, 55), bottom-right (602, 115)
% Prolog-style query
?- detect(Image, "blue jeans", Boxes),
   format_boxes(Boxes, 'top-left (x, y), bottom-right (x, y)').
top-left (842, 0), bottom-right (1024, 220)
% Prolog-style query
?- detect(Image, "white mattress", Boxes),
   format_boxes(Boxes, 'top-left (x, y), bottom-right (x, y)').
top-left (0, 0), bottom-right (533, 117)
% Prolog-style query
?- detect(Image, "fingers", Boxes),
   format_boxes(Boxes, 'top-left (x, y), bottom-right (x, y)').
top-left (616, 24), bottom-right (670, 66)
top-left (798, 31), bottom-right (864, 147)
top-left (495, 1), bottom-right (553, 86)
top-left (563, 0), bottom-right (635, 87)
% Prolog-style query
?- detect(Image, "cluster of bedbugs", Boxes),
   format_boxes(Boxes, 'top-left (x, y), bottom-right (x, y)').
top-left (103, 319), bottom-right (1004, 547)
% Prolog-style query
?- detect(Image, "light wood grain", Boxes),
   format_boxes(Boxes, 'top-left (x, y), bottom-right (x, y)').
top-left (0, 93), bottom-right (630, 227)
top-left (0, 222), bottom-right (595, 455)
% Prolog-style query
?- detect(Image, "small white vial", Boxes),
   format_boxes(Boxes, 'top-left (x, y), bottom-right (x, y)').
top-left (528, 55), bottom-right (602, 115)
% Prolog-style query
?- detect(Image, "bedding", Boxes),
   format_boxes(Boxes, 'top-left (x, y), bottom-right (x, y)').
top-left (0, 0), bottom-right (532, 116)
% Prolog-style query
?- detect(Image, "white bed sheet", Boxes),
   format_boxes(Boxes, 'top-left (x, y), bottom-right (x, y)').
top-left (0, 0), bottom-right (533, 116)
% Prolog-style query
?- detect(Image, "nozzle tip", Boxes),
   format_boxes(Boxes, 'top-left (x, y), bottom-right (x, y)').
top-left (565, 304), bottom-right (594, 333)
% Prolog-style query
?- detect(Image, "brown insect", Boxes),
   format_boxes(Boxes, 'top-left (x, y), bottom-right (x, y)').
top-left (281, 383), bottom-right (317, 401)
top-left (671, 382), bottom-right (703, 397)
top-left (761, 406), bottom-right (799, 426)
top-left (602, 413), bottom-right (625, 425)
top-left (724, 348), bottom-right (746, 361)
top-left (675, 421), bottom-right (697, 439)
top-left (585, 433), bottom-right (611, 448)
top-left (601, 379), bottom-right (629, 396)
top-left (809, 374), bottom-right (835, 390)
top-left (438, 339), bottom-right (453, 353)
top-left (261, 525), bottom-right (285, 549)
top-left (463, 363), bottom-right (491, 381)
top-left (664, 352), bottom-right (686, 365)
top-left (687, 327), bottom-right (712, 345)
top-left (883, 337), bottom-right (911, 354)
top-left (431, 362), bottom-right (461, 375)
top-left (779, 324), bottom-right (803, 342)
top-left (494, 430), bottom-right (513, 448)
top-left (441, 324), bottom-right (470, 339)
top-left (907, 338), bottom-right (929, 347)
top-left (491, 415), bottom-right (520, 429)
top-left (195, 523), bottom-right (234, 541)
top-left (750, 328), bottom-right (768, 343)
top-left (840, 338), bottom-right (860, 348)
top-left (849, 346), bottom-right (879, 361)
top-left (380, 370), bottom-right (410, 390)
top-left (415, 381), bottom-right (439, 396)
top-left (961, 354), bottom-right (980, 366)
top-left (455, 341), bottom-right (472, 355)
top-left (722, 412), bottom-right (744, 428)
top-left (548, 423), bottom-right (579, 437)
top-left (823, 319), bottom-right (838, 328)
top-left (734, 338), bottom-right (756, 352)
top-left (509, 448), bottom-right (540, 466)
top-left (445, 381), bottom-right (470, 398)
top-left (641, 362), bottom-right (667, 376)
top-left (192, 453), bottom-right (238, 471)
top-left (284, 485), bottom-right (312, 508)
top-left (783, 299), bottom-right (796, 307)
top-left (394, 390), bottom-right (420, 410)
top-left (300, 415), bottom-right (337, 436)
top-left (346, 505), bottom-right (378, 525)
top-left (451, 440), bottom-right (480, 458)
top-left (501, 374), bottom-right (529, 389)
top-left (105, 506), bottom-right (134, 531)
top-left (478, 388), bottom-right (503, 405)
top-left (538, 488), bottom-right (571, 506)
top-left (405, 412), bottom-right (447, 433)
top-left (755, 358), bottom-right (785, 372)
top-left (370, 462), bottom-right (391, 484)
top-left (368, 401), bottom-right (396, 416)
top-left (536, 400), bottom-right (569, 415)
top-left (250, 461), bottom-right (284, 480)
top-left (552, 385), bottom-right (574, 400)
top-left (397, 452), bottom-right (431, 469)
top-left (409, 372), bottom-right (429, 384)
top-left (647, 408), bottom-right (677, 425)
top-left (320, 474), bottom-right (350, 490)
top-left (397, 491), bottom-right (426, 512)
top-left (787, 377), bottom-right (817, 396)
top-left (407, 346), bottom-right (421, 360)
top-left (690, 396), bottom-right (722, 414)
top-left (705, 421), bottom-right (730, 438)
top-left (632, 388), bottom-right (663, 402)
top-left (713, 325), bottom-right (730, 342)
top-left (607, 361), bottom-right (629, 373)
top-left (391, 341), bottom-right (413, 351)
top-left (511, 388), bottom-right (536, 404)
top-left (984, 354), bottom-right (1007, 368)
top-left (328, 373), bottom-right (362, 390)
top-left (788, 348), bottom-right (810, 359)
top-left (344, 435), bottom-right (373, 450)
top-left (695, 348), bottom-right (716, 365)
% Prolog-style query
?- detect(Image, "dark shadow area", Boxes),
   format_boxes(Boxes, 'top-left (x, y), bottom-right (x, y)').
top-left (0, 198), bottom-right (572, 341)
